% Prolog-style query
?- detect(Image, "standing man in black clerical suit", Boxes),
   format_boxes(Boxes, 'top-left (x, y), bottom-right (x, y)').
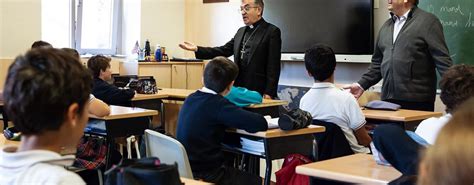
top-left (179, 0), bottom-right (282, 99)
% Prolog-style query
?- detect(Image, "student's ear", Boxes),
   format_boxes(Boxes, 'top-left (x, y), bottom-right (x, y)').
top-left (228, 81), bottom-right (235, 90)
top-left (65, 103), bottom-right (80, 128)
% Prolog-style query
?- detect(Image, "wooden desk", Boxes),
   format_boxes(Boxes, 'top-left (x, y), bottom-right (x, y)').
top-left (363, 109), bottom-right (443, 130)
top-left (0, 100), bottom-right (7, 130)
top-left (0, 135), bottom-right (20, 148)
top-left (296, 154), bottom-right (402, 184)
top-left (88, 105), bottom-right (158, 169)
top-left (90, 105), bottom-right (158, 120)
top-left (131, 88), bottom-right (288, 133)
top-left (180, 178), bottom-right (213, 185)
top-left (226, 125), bottom-right (325, 185)
top-left (230, 125), bottom-right (325, 138)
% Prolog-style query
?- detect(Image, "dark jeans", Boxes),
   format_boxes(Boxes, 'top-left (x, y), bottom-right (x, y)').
top-left (193, 165), bottom-right (262, 185)
top-left (385, 99), bottom-right (434, 111)
top-left (373, 124), bottom-right (422, 176)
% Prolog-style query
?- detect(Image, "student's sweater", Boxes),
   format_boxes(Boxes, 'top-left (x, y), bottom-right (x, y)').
top-left (92, 77), bottom-right (135, 106)
top-left (176, 89), bottom-right (268, 172)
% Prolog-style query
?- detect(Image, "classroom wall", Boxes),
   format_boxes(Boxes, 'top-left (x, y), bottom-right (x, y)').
top-left (184, 0), bottom-right (243, 57)
top-left (141, 0), bottom-right (186, 58)
top-left (0, 0), bottom-right (41, 58)
top-left (183, 0), bottom-right (390, 57)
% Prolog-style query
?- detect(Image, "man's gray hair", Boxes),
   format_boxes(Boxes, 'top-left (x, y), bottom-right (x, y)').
top-left (254, 0), bottom-right (264, 14)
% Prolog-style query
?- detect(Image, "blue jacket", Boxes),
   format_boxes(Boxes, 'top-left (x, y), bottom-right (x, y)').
top-left (225, 86), bottom-right (263, 107)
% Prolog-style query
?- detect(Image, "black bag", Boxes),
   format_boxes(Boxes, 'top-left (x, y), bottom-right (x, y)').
top-left (129, 77), bottom-right (158, 94)
top-left (105, 157), bottom-right (183, 185)
top-left (278, 108), bottom-right (312, 131)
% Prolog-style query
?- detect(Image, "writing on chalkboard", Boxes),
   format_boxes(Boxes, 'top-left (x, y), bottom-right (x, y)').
top-left (420, 0), bottom-right (474, 65)
top-left (467, 13), bottom-right (474, 28)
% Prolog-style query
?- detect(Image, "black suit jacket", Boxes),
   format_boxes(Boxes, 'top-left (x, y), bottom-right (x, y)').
top-left (195, 19), bottom-right (282, 97)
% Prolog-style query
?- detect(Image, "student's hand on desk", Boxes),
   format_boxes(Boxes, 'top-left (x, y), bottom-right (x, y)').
top-left (179, 41), bottom-right (198, 52)
top-left (343, 83), bottom-right (365, 99)
top-left (263, 94), bottom-right (272, 99)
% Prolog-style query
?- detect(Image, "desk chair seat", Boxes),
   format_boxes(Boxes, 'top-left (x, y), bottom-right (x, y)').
top-left (144, 129), bottom-right (193, 179)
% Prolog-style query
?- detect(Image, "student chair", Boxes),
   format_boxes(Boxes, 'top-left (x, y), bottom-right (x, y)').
top-left (312, 120), bottom-right (354, 161)
top-left (144, 129), bottom-right (193, 179)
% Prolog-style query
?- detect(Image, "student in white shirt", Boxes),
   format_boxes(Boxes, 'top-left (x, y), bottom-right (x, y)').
top-left (299, 44), bottom-right (372, 153)
top-left (0, 48), bottom-right (92, 185)
top-left (372, 64), bottom-right (474, 180)
top-left (418, 97), bottom-right (474, 185)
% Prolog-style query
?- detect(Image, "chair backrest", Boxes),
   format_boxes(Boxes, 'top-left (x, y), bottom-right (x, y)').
top-left (312, 120), bottom-right (354, 161)
top-left (144, 129), bottom-right (193, 179)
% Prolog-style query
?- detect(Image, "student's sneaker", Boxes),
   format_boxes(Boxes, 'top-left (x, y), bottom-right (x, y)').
top-left (370, 142), bottom-right (391, 166)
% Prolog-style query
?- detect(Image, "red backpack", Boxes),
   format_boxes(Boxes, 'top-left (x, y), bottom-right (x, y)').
top-left (275, 154), bottom-right (313, 185)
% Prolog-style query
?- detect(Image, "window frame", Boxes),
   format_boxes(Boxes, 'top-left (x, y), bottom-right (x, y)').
top-left (75, 0), bottom-right (120, 55)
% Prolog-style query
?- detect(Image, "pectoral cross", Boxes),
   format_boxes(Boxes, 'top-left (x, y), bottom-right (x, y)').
top-left (240, 49), bottom-right (246, 60)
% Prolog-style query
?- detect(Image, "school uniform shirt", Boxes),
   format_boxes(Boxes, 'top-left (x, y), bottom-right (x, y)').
top-left (176, 87), bottom-right (268, 173)
top-left (415, 113), bottom-right (452, 145)
top-left (0, 146), bottom-right (85, 185)
top-left (300, 82), bottom-right (370, 153)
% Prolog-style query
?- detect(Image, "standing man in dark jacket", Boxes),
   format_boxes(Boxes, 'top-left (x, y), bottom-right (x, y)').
top-left (345, 0), bottom-right (452, 111)
top-left (88, 55), bottom-right (135, 106)
top-left (179, 0), bottom-right (282, 99)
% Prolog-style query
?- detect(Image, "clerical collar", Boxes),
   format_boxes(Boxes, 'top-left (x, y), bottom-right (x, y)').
top-left (249, 18), bottom-right (264, 29)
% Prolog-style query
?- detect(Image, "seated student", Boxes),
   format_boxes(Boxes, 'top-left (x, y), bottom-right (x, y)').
top-left (299, 44), bottom-right (372, 154)
top-left (62, 48), bottom-right (110, 117)
top-left (31, 40), bottom-right (53, 49)
top-left (414, 64), bottom-right (474, 145)
top-left (418, 97), bottom-right (474, 185)
top-left (87, 55), bottom-right (135, 106)
top-left (176, 56), bottom-right (268, 185)
top-left (0, 48), bottom-right (91, 185)
top-left (373, 64), bottom-right (474, 177)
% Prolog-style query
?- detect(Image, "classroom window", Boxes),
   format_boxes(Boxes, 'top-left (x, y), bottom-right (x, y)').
top-left (41, 0), bottom-right (74, 48)
top-left (76, 0), bottom-right (119, 55)
top-left (41, 0), bottom-right (140, 56)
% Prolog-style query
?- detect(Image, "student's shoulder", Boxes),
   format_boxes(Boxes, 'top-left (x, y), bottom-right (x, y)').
top-left (56, 169), bottom-right (85, 185)
top-left (339, 89), bottom-right (358, 103)
top-left (30, 164), bottom-right (85, 185)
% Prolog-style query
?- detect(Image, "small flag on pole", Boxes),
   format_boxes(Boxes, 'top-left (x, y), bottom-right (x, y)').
top-left (131, 41), bottom-right (140, 54)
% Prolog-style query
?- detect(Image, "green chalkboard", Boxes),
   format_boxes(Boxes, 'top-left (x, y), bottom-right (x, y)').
top-left (419, 0), bottom-right (474, 65)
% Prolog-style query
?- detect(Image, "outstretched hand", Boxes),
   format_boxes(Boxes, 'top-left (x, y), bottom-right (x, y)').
top-left (179, 41), bottom-right (198, 52)
top-left (343, 83), bottom-right (365, 99)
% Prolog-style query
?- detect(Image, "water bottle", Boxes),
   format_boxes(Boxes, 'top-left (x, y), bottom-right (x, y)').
top-left (155, 44), bottom-right (162, 62)
top-left (145, 39), bottom-right (151, 58)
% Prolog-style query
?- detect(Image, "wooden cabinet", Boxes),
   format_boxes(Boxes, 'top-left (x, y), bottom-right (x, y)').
top-left (140, 64), bottom-right (172, 88)
top-left (138, 62), bottom-right (204, 89)
top-left (171, 64), bottom-right (187, 89)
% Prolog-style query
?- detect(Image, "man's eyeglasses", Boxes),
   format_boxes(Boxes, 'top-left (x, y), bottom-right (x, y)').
top-left (238, 5), bottom-right (258, 13)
